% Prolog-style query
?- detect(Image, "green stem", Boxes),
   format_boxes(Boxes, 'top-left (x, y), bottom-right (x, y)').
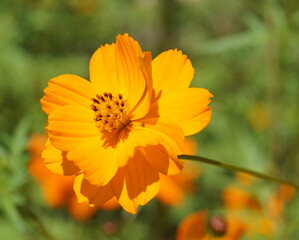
top-left (178, 155), bottom-right (299, 189)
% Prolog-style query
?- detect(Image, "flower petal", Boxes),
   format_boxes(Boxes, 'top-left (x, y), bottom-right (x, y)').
top-left (74, 173), bottom-right (114, 207)
top-left (68, 196), bottom-right (96, 221)
top-left (89, 43), bottom-right (118, 94)
top-left (176, 211), bottom-right (207, 240)
top-left (132, 117), bottom-right (185, 159)
top-left (41, 74), bottom-right (97, 115)
top-left (67, 139), bottom-right (118, 186)
top-left (152, 49), bottom-right (194, 97)
top-left (89, 34), bottom-right (152, 120)
top-left (111, 150), bottom-right (160, 214)
top-left (144, 145), bottom-right (183, 176)
top-left (47, 105), bottom-right (119, 186)
top-left (129, 51), bottom-right (153, 120)
top-left (115, 34), bottom-right (150, 115)
top-left (157, 88), bottom-right (213, 136)
top-left (115, 116), bottom-right (184, 168)
top-left (157, 174), bottom-right (186, 206)
top-left (47, 105), bottom-right (99, 151)
top-left (116, 125), bottom-right (160, 168)
top-left (42, 138), bottom-right (80, 176)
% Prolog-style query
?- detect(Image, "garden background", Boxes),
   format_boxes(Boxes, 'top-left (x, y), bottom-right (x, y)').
top-left (0, 0), bottom-right (298, 239)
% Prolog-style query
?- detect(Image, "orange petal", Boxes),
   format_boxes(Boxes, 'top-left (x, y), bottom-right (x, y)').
top-left (89, 43), bottom-right (118, 94)
top-left (132, 117), bottom-right (185, 159)
top-left (157, 174), bottom-right (186, 206)
top-left (42, 175), bottom-right (74, 208)
top-left (47, 105), bottom-right (99, 151)
top-left (68, 195), bottom-right (96, 221)
top-left (157, 88), bottom-right (213, 136)
top-left (129, 51), bottom-right (153, 120)
top-left (116, 124), bottom-right (160, 168)
top-left (176, 210), bottom-right (207, 240)
top-left (89, 35), bottom-right (152, 120)
top-left (98, 197), bottom-right (120, 210)
top-left (117, 117), bottom-right (184, 168)
top-left (73, 173), bottom-right (114, 207)
top-left (47, 105), bottom-right (118, 186)
top-left (224, 216), bottom-right (245, 239)
top-left (42, 138), bottom-right (80, 176)
top-left (144, 145), bottom-right (183, 176)
top-left (66, 137), bottom-right (119, 186)
top-left (41, 74), bottom-right (97, 115)
top-left (111, 150), bottom-right (160, 214)
top-left (115, 34), bottom-right (150, 116)
top-left (152, 49), bottom-right (194, 97)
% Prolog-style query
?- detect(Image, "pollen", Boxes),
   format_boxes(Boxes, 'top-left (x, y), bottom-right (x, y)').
top-left (90, 92), bottom-right (129, 132)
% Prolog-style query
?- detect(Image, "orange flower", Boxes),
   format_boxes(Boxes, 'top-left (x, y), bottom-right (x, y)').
top-left (157, 138), bottom-right (201, 206)
top-left (222, 185), bottom-right (260, 210)
top-left (41, 34), bottom-right (213, 213)
top-left (221, 179), bottom-right (288, 238)
top-left (267, 184), bottom-right (296, 219)
top-left (28, 134), bottom-right (119, 221)
top-left (176, 210), bottom-right (245, 240)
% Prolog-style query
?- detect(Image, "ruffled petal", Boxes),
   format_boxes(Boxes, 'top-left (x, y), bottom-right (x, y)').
top-left (152, 49), bottom-right (194, 97)
top-left (129, 51), bottom-right (153, 120)
top-left (41, 74), bottom-right (97, 115)
top-left (111, 150), bottom-right (160, 214)
top-left (74, 173), bottom-right (114, 207)
top-left (42, 138), bottom-right (80, 176)
top-left (157, 88), bottom-right (213, 136)
top-left (115, 34), bottom-right (146, 110)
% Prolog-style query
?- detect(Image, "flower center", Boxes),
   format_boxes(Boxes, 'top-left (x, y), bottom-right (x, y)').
top-left (90, 92), bottom-right (129, 132)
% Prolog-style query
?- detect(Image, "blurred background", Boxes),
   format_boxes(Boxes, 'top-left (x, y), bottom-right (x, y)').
top-left (0, 0), bottom-right (298, 239)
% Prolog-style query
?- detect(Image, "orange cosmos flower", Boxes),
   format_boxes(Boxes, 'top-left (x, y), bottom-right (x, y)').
top-left (176, 210), bottom-right (245, 240)
top-left (41, 33), bottom-right (213, 214)
top-left (28, 134), bottom-right (119, 221)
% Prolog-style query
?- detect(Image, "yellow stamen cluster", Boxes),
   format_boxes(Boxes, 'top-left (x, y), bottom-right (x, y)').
top-left (90, 92), bottom-right (128, 132)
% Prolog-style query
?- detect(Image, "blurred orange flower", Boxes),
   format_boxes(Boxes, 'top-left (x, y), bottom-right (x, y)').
top-left (221, 176), bottom-right (296, 238)
top-left (176, 210), bottom-right (245, 240)
top-left (41, 33), bottom-right (213, 213)
top-left (28, 134), bottom-right (119, 221)
top-left (267, 184), bottom-right (296, 219)
top-left (222, 185), bottom-right (260, 210)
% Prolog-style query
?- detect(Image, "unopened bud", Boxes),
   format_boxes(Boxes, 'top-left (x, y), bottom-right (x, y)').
top-left (209, 215), bottom-right (226, 236)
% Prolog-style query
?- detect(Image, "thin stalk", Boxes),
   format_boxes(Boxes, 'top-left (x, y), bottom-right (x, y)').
top-left (178, 154), bottom-right (299, 189)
